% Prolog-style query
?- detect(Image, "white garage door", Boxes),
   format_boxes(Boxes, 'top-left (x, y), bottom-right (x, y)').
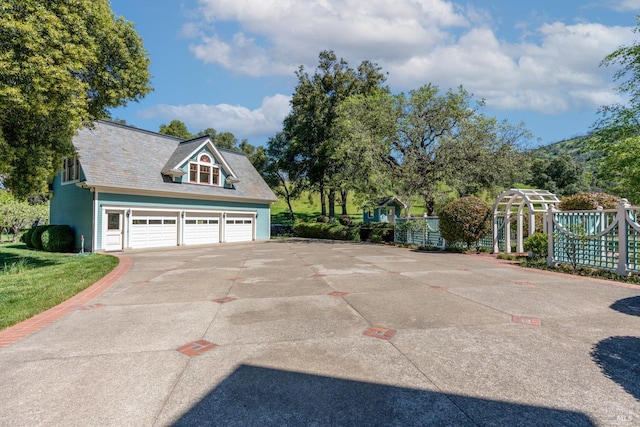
top-left (225, 217), bottom-right (254, 242)
top-left (184, 214), bottom-right (220, 245)
top-left (130, 212), bottom-right (178, 248)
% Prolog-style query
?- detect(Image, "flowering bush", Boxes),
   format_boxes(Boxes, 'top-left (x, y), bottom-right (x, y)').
top-left (559, 192), bottom-right (620, 211)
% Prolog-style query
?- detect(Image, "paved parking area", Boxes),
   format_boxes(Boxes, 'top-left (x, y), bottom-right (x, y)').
top-left (1, 239), bottom-right (640, 426)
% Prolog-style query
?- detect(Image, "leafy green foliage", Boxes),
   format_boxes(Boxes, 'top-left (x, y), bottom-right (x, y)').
top-left (30, 225), bottom-right (51, 250)
top-left (589, 18), bottom-right (640, 203)
top-left (281, 50), bottom-right (388, 217)
top-left (527, 155), bottom-right (589, 196)
top-left (392, 85), bottom-right (528, 214)
top-left (292, 222), bottom-right (360, 241)
top-left (438, 196), bottom-right (491, 251)
top-left (0, 192), bottom-right (49, 241)
top-left (41, 225), bottom-right (75, 252)
top-left (558, 192), bottom-right (620, 210)
top-left (523, 232), bottom-right (548, 259)
top-left (0, 0), bottom-right (152, 198)
top-left (159, 120), bottom-right (193, 139)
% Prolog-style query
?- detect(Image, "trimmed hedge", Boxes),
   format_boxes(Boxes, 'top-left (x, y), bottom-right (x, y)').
top-left (30, 225), bottom-right (51, 250)
top-left (21, 227), bottom-right (35, 248)
top-left (293, 222), bottom-right (360, 241)
top-left (41, 225), bottom-right (75, 252)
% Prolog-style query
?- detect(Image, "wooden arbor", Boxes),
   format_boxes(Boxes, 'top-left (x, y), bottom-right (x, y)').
top-left (492, 189), bottom-right (560, 253)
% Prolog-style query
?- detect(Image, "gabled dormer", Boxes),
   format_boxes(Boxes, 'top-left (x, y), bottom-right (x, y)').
top-left (161, 136), bottom-right (239, 187)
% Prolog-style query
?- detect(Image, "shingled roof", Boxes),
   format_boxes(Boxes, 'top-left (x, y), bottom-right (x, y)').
top-left (73, 121), bottom-right (277, 203)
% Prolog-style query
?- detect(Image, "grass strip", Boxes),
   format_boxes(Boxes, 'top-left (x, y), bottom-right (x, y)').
top-left (0, 244), bottom-right (119, 330)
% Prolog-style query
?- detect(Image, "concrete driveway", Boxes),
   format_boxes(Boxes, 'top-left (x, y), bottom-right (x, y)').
top-left (1, 239), bottom-right (640, 426)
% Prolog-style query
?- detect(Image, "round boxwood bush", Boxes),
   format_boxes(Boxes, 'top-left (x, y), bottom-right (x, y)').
top-left (339, 215), bottom-right (352, 225)
top-left (438, 196), bottom-right (491, 252)
top-left (30, 225), bottom-right (52, 250)
top-left (316, 215), bottom-right (330, 223)
top-left (21, 227), bottom-right (35, 248)
top-left (523, 232), bottom-right (548, 259)
top-left (559, 192), bottom-right (620, 211)
top-left (41, 225), bottom-right (75, 252)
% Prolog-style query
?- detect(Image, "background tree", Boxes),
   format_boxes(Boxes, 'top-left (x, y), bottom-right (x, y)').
top-left (0, 0), bottom-right (151, 198)
top-left (526, 155), bottom-right (589, 196)
top-left (282, 51), bottom-right (387, 217)
top-left (159, 120), bottom-right (194, 139)
top-left (329, 91), bottom-right (396, 212)
top-left (0, 191), bottom-right (48, 242)
top-left (263, 132), bottom-right (303, 221)
top-left (591, 17), bottom-right (640, 202)
top-left (392, 84), bottom-right (479, 214)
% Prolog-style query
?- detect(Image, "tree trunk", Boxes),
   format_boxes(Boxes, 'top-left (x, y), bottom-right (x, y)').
top-left (424, 195), bottom-right (436, 216)
top-left (340, 190), bottom-right (348, 215)
top-left (328, 189), bottom-right (336, 218)
top-left (320, 186), bottom-right (327, 217)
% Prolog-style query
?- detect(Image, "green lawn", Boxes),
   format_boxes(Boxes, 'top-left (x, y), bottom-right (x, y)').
top-left (0, 244), bottom-right (119, 330)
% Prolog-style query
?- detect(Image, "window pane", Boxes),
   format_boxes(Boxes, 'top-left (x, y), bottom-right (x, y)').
top-left (212, 167), bottom-right (219, 185)
top-left (149, 219), bottom-right (162, 225)
top-left (107, 213), bottom-right (120, 230)
top-left (186, 220), bottom-right (196, 224)
top-left (132, 219), bottom-right (147, 225)
top-left (190, 164), bottom-right (197, 182)
top-left (164, 219), bottom-right (176, 224)
top-left (200, 165), bottom-right (211, 184)
top-left (200, 155), bottom-right (211, 163)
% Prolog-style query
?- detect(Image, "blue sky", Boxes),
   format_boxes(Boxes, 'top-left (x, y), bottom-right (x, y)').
top-left (109, 0), bottom-right (640, 148)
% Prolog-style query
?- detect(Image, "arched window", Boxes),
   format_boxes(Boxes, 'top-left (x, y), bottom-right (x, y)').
top-left (189, 153), bottom-right (220, 186)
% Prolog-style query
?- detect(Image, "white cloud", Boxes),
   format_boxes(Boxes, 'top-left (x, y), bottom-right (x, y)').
top-left (137, 94), bottom-right (291, 139)
top-left (183, 0), bottom-right (636, 114)
top-left (609, 0), bottom-right (640, 11)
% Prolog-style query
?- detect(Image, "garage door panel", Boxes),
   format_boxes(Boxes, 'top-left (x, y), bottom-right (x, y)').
top-left (225, 217), bottom-right (253, 242)
top-left (184, 214), bottom-right (220, 245)
top-left (130, 213), bottom-right (178, 249)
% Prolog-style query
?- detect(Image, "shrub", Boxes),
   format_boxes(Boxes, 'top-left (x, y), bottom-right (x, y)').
top-left (293, 222), bottom-right (359, 241)
top-left (21, 228), bottom-right (35, 248)
top-left (339, 215), bottom-right (352, 225)
top-left (438, 196), bottom-right (491, 252)
top-left (316, 215), bottom-right (330, 223)
top-left (30, 225), bottom-right (51, 250)
top-left (41, 225), bottom-right (75, 252)
top-left (559, 192), bottom-right (620, 211)
top-left (523, 232), bottom-right (548, 259)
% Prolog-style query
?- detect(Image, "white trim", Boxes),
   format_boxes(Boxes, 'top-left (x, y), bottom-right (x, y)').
top-left (170, 138), bottom-right (238, 181)
top-left (92, 190), bottom-right (99, 252)
top-left (87, 185), bottom-right (277, 204)
top-left (61, 157), bottom-right (80, 185)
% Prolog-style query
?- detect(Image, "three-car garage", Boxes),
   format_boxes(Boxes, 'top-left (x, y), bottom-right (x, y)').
top-left (102, 208), bottom-right (257, 251)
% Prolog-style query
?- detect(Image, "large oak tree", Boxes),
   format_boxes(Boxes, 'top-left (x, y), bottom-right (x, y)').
top-left (0, 0), bottom-right (152, 198)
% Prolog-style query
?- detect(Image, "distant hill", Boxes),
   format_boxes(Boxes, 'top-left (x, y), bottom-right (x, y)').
top-left (528, 135), bottom-right (604, 190)
top-left (529, 136), bottom-right (600, 166)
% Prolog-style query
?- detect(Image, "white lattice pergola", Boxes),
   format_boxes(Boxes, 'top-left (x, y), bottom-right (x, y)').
top-left (492, 189), bottom-right (560, 253)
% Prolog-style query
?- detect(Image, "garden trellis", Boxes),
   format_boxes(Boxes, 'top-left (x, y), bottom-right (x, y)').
top-left (492, 189), bottom-right (560, 254)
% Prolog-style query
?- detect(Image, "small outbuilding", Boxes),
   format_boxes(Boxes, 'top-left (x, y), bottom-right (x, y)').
top-left (362, 197), bottom-right (406, 224)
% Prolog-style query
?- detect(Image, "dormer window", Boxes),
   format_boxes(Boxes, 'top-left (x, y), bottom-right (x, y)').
top-left (188, 153), bottom-right (220, 186)
top-left (62, 156), bottom-right (79, 184)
